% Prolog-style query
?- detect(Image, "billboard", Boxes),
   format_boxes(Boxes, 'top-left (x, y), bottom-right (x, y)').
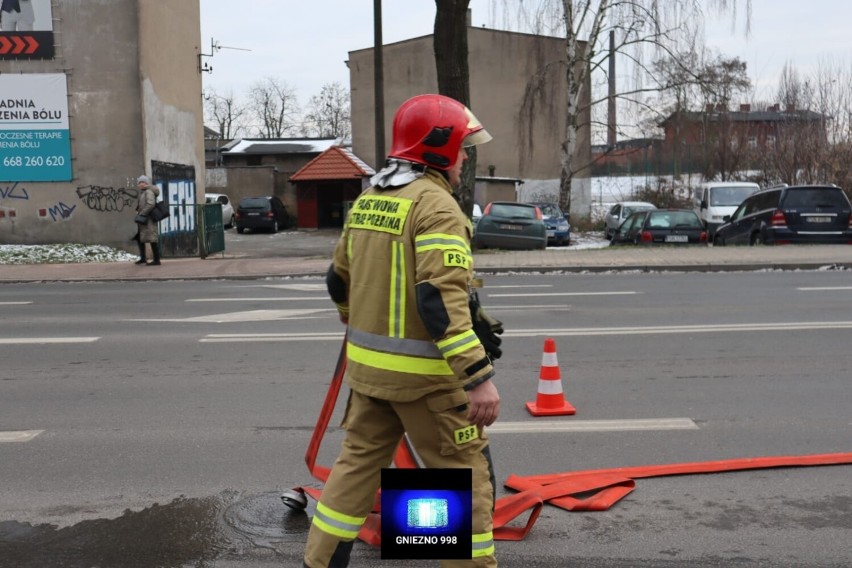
top-left (0, 73), bottom-right (72, 182)
top-left (0, 0), bottom-right (54, 59)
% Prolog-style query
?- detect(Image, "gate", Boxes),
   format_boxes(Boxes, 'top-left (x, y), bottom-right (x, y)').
top-left (199, 203), bottom-right (225, 257)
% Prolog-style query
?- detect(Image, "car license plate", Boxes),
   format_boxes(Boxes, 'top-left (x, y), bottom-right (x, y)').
top-left (546, 229), bottom-right (555, 237)
top-left (247, 212), bottom-right (260, 216)
top-left (499, 224), bottom-right (522, 231)
top-left (665, 235), bottom-right (688, 243)
top-left (805, 216), bottom-right (830, 223)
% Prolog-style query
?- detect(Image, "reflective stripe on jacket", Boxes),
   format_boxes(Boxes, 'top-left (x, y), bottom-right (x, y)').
top-left (328, 169), bottom-right (493, 401)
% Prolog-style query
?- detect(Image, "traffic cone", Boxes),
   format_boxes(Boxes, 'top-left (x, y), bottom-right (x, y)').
top-left (525, 337), bottom-right (576, 416)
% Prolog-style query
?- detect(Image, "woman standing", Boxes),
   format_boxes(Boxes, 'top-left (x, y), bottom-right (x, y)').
top-left (134, 175), bottom-right (161, 266)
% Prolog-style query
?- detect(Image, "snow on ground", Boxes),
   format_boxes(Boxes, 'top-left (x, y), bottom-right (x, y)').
top-left (0, 244), bottom-right (138, 265)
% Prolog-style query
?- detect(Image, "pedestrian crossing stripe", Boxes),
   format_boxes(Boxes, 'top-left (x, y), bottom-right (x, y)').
top-left (0, 430), bottom-right (44, 443)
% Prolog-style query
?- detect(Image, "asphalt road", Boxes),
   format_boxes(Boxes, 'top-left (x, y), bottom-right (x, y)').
top-left (1, 271), bottom-right (851, 567)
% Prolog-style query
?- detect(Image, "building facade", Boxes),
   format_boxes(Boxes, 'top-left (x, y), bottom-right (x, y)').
top-left (347, 25), bottom-right (593, 216)
top-left (0, 0), bottom-right (205, 250)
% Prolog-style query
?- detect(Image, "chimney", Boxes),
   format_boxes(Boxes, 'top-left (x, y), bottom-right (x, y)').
top-left (715, 103), bottom-right (726, 112)
top-left (466, 8), bottom-right (472, 26)
top-left (786, 104), bottom-right (796, 112)
top-left (739, 104), bottom-right (751, 112)
top-left (705, 103), bottom-right (715, 112)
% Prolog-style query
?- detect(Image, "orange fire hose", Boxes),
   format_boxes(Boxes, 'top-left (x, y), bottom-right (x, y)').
top-left (292, 338), bottom-right (852, 544)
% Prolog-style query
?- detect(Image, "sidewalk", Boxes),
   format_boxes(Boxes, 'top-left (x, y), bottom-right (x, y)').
top-left (1, 244), bottom-right (850, 283)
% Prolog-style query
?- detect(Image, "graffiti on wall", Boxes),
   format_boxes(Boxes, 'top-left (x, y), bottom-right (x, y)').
top-left (76, 185), bottom-right (138, 213)
top-left (160, 179), bottom-right (196, 233)
top-left (39, 202), bottom-right (76, 221)
top-left (151, 161), bottom-right (197, 257)
top-left (0, 182), bottom-right (29, 200)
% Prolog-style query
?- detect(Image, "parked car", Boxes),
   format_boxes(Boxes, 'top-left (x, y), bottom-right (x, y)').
top-left (714, 184), bottom-right (852, 246)
top-left (472, 201), bottom-right (547, 250)
top-left (691, 181), bottom-right (760, 241)
top-left (610, 209), bottom-right (707, 246)
top-left (530, 202), bottom-right (571, 246)
top-left (604, 201), bottom-right (657, 239)
top-left (205, 192), bottom-right (234, 228)
top-left (472, 203), bottom-right (483, 229)
top-left (234, 195), bottom-right (290, 234)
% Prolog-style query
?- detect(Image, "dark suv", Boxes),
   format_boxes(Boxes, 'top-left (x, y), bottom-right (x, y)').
top-left (235, 196), bottom-right (290, 234)
top-left (715, 185), bottom-right (852, 246)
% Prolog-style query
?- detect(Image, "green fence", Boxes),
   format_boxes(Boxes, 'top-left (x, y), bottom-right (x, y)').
top-left (158, 203), bottom-right (225, 258)
top-left (199, 203), bottom-right (225, 258)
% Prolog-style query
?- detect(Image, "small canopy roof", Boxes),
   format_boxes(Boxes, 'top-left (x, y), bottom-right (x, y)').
top-left (290, 146), bottom-right (376, 182)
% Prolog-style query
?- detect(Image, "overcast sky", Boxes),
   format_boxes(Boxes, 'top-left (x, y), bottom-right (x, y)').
top-left (199, 0), bottom-right (851, 108)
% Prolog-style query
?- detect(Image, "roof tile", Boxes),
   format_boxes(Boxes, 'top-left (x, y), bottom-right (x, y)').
top-left (290, 147), bottom-right (376, 181)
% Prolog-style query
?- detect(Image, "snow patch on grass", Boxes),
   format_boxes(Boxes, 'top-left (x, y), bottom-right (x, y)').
top-left (0, 244), bottom-right (138, 265)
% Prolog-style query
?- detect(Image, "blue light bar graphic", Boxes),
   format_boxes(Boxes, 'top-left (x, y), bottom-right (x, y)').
top-left (406, 498), bottom-right (449, 529)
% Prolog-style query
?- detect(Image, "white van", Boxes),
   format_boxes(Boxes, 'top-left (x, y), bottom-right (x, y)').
top-left (693, 182), bottom-right (760, 241)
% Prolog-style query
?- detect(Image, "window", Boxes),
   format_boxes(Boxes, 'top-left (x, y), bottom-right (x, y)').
top-left (747, 136), bottom-right (757, 149)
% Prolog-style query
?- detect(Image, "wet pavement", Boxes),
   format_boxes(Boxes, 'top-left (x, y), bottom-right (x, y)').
top-left (0, 491), bottom-right (316, 567)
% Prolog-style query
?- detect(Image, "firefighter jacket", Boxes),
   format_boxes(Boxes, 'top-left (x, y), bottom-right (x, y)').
top-left (326, 169), bottom-right (494, 402)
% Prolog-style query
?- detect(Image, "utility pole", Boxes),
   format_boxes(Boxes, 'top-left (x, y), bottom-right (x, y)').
top-left (373, 0), bottom-right (385, 169)
top-left (607, 30), bottom-right (616, 148)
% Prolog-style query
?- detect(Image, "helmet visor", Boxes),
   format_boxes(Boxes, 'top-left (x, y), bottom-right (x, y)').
top-left (461, 106), bottom-right (492, 148)
top-left (463, 128), bottom-right (493, 148)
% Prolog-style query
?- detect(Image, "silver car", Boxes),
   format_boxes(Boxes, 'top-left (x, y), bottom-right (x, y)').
top-left (603, 201), bottom-right (656, 239)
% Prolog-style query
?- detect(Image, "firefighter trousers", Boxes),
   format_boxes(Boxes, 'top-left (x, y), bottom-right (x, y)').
top-left (303, 387), bottom-right (497, 567)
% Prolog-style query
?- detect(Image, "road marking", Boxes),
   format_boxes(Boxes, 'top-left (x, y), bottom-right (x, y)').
top-left (798, 286), bottom-right (852, 291)
top-left (0, 430), bottom-right (44, 443)
top-left (240, 284), bottom-right (327, 291)
top-left (200, 320), bottom-right (852, 343)
top-left (486, 305), bottom-right (571, 312)
top-left (202, 331), bottom-right (344, 342)
top-left (487, 291), bottom-right (638, 298)
top-left (481, 285), bottom-right (553, 288)
top-left (0, 301), bottom-right (32, 305)
top-left (0, 337), bottom-right (99, 345)
top-left (186, 297), bottom-right (327, 302)
top-left (132, 309), bottom-right (334, 323)
top-left (503, 321), bottom-right (852, 337)
top-left (488, 418), bottom-right (698, 433)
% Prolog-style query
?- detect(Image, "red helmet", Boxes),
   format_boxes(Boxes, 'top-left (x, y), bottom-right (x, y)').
top-left (388, 94), bottom-right (492, 171)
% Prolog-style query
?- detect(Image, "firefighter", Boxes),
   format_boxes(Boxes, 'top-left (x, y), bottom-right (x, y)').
top-left (303, 94), bottom-right (502, 567)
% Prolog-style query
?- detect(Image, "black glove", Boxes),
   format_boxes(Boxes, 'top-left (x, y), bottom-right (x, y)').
top-left (469, 291), bottom-right (504, 360)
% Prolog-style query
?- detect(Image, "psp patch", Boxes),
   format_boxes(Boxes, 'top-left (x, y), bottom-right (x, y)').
top-left (443, 251), bottom-right (470, 269)
top-left (453, 425), bottom-right (478, 445)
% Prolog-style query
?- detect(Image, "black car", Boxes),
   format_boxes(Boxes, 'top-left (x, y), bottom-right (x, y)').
top-left (235, 196), bottom-right (290, 234)
top-left (715, 185), bottom-right (852, 246)
top-left (610, 209), bottom-right (707, 246)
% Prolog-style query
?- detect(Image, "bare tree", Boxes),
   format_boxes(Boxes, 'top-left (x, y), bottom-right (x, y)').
top-left (304, 82), bottom-right (351, 139)
top-left (247, 77), bottom-right (301, 138)
top-left (203, 88), bottom-right (247, 139)
top-left (761, 60), bottom-right (852, 190)
top-left (489, 0), bottom-right (751, 218)
top-left (433, 0), bottom-right (478, 217)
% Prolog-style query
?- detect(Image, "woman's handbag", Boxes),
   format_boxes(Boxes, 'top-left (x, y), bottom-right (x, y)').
top-left (149, 201), bottom-right (170, 222)
top-left (134, 213), bottom-right (149, 224)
